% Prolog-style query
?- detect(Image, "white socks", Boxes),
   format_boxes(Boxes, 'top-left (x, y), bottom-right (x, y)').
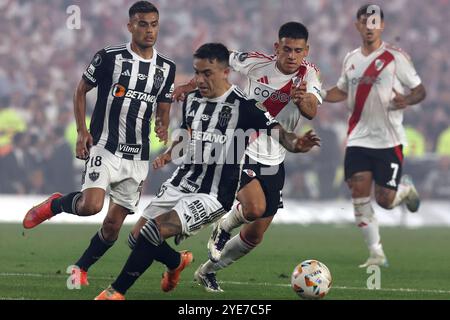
top-left (201, 232), bottom-right (255, 274)
top-left (220, 203), bottom-right (251, 233)
top-left (353, 197), bottom-right (383, 255)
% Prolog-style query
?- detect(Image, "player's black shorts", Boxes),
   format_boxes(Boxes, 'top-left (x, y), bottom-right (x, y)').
top-left (238, 156), bottom-right (285, 217)
top-left (344, 145), bottom-right (403, 190)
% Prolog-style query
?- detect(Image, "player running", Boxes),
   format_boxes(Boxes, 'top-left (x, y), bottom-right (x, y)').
top-left (94, 42), bottom-right (320, 299)
top-left (322, 4), bottom-right (426, 267)
top-left (22, 1), bottom-right (176, 285)
top-left (173, 22), bottom-right (322, 292)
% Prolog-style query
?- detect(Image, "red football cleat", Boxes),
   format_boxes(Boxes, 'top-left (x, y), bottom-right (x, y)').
top-left (71, 266), bottom-right (89, 286)
top-left (161, 250), bottom-right (193, 292)
top-left (94, 286), bottom-right (125, 300)
top-left (23, 193), bottom-right (63, 229)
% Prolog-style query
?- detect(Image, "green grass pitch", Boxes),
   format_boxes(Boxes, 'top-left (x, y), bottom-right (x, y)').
top-left (0, 223), bottom-right (449, 300)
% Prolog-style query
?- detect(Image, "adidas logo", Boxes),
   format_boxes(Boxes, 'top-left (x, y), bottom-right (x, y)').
top-left (121, 69), bottom-right (131, 77)
top-left (387, 179), bottom-right (397, 187)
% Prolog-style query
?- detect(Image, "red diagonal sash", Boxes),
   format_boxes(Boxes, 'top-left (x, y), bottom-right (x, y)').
top-left (262, 65), bottom-right (307, 117)
top-left (347, 50), bottom-right (395, 135)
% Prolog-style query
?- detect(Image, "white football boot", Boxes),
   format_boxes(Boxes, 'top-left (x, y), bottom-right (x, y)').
top-left (359, 251), bottom-right (389, 268)
top-left (194, 264), bottom-right (224, 293)
top-left (401, 175), bottom-right (420, 213)
top-left (207, 217), bottom-right (231, 263)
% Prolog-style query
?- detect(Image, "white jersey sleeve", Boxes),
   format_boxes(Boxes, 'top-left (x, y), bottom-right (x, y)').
top-left (394, 50), bottom-right (422, 89)
top-left (229, 50), bottom-right (274, 76)
top-left (304, 66), bottom-right (323, 104)
top-left (336, 52), bottom-right (351, 92)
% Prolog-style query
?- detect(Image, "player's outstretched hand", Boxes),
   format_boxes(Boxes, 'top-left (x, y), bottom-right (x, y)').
top-left (294, 129), bottom-right (321, 153)
top-left (152, 152), bottom-right (171, 170)
top-left (76, 130), bottom-right (93, 160)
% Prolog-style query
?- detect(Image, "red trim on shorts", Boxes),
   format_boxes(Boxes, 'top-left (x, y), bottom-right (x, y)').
top-left (394, 145), bottom-right (403, 163)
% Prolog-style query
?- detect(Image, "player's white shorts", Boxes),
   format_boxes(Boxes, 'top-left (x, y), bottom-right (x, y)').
top-left (81, 146), bottom-right (148, 212)
top-left (142, 182), bottom-right (227, 236)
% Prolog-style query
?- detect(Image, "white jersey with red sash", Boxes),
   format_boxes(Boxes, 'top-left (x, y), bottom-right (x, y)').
top-left (337, 42), bottom-right (422, 149)
top-left (229, 51), bottom-right (322, 165)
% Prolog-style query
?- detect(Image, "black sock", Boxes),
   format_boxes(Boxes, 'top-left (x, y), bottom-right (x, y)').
top-left (75, 230), bottom-right (115, 271)
top-left (111, 233), bottom-right (158, 295)
top-left (50, 192), bottom-right (82, 215)
top-left (154, 241), bottom-right (181, 270)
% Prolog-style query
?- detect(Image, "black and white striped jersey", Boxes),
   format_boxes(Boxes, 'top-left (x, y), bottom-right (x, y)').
top-left (168, 85), bottom-right (279, 211)
top-left (82, 42), bottom-right (176, 161)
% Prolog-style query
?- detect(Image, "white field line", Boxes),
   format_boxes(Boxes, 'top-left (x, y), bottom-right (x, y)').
top-left (1, 272), bottom-right (449, 295)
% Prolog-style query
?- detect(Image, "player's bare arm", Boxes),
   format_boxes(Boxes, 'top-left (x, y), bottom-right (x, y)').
top-left (323, 86), bottom-right (348, 103)
top-left (154, 102), bottom-right (170, 144)
top-left (392, 84), bottom-right (426, 110)
top-left (291, 81), bottom-right (319, 119)
top-left (272, 126), bottom-right (320, 153)
top-left (73, 78), bottom-right (95, 160)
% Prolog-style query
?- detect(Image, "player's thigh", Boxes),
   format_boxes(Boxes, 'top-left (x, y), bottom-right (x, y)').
top-left (240, 215), bottom-right (275, 245)
top-left (141, 182), bottom-right (184, 221)
top-left (109, 159), bottom-right (149, 213)
top-left (344, 147), bottom-right (373, 197)
top-left (237, 179), bottom-right (266, 218)
top-left (173, 193), bottom-right (227, 237)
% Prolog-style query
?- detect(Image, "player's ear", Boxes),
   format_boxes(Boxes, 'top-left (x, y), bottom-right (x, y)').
top-left (305, 44), bottom-right (310, 57)
top-left (127, 21), bottom-right (133, 33)
top-left (274, 42), bottom-right (280, 54)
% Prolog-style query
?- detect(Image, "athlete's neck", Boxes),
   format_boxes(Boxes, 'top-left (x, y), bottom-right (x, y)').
top-left (361, 39), bottom-right (383, 56)
top-left (130, 42), bottom-right (154, 60)
top-left (210, 83), bottom-right (232, 99)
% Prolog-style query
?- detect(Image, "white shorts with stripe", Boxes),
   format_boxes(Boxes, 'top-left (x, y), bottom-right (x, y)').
top-left (81, 146), bottom-right (148, 212)
top-left (141, 182), bottom-right (227, 236)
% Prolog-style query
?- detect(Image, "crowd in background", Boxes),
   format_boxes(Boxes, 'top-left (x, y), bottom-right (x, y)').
top-left (1, 0), bottom-right (449, 199)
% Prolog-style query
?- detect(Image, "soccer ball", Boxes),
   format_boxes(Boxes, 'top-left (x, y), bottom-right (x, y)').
top-left (291, 259), bottom-right (332, 299)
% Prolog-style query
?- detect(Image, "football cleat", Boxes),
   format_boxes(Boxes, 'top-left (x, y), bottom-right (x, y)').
top-left (207, 219), bottom-right (231, 263)
top-left (94, 285), bottom-right (125, 300)
top-left (71, 266), bottom-right (89, 286)
top-left (23, 193), bottom-right (63, 229)
top-left (401, 175), bottom-right (420, 213)
top-left (358, 252), bottom-right (389, 268)
top-left (194, 264), bottom-right (223, 293)
top-left (161, 250), bottom-right (193, 292)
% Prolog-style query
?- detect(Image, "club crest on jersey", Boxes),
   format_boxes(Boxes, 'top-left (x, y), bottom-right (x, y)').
top-left (243, 169), bottom-right (256, 178)
top-left (238, 52), bottom-right (248, 62)
top-left (375, 59), bottom-right (385, 71)
top-left (153, 68), bottom-right (165, 89)
top-left (218, 105), bottom-right (232, 127)
top-left (92, 53), bottom-right (102, 67)
top-left (89, 171), bottom-right (100, 182)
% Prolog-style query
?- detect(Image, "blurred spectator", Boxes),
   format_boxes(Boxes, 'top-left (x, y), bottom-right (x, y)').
top-left (0, 0), bottom-right (449, 198)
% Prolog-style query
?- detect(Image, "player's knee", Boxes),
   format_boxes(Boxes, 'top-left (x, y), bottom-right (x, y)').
top-left (242, 202), bottom-right (266, 221)
top-left (102, 217), bottom-right (122, 241)
top-left (78, 200), bottom-right (103, 216)
top-left (375, 194), bottom-right (395, 210)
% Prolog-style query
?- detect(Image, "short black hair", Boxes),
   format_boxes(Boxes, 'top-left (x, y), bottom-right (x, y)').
top-left (129, 1), bottom-right (158, 19)
top-left (193, 43), bottom-right (230, 66)
top-left (357, 4), bottom-right (384, 20)
top-left (278, 22), bottom-right (309, 42)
